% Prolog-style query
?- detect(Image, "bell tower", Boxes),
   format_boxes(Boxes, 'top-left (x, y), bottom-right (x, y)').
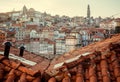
top-left (87, 4), bottom-right (91, 25)
top-left (87, 4), bottom-right (90, 18)
top-left (22, 5), bottom-right (27, 15)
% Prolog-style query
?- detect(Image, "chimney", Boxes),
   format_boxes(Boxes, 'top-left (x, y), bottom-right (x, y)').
top-left (19, 46), bottom-right (25, 57)
top-left (4, 42), bottom-right (12, 58)
top-left (54, 43), bottom-right (56, 55)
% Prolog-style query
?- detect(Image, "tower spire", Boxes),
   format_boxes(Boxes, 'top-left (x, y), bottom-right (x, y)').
top-left (87, 4), bottom-right (90, 18)
top-left (87, 4), bottom-right (91, 26)
top-left (22, 5), bottom-right (27, 15)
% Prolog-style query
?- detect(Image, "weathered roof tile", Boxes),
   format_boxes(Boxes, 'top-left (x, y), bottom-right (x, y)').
top-left (0, 55), bottom-right (41, 82)
top-left (47, 34), bottom-right (120, 82)
top-left (18, 73), bottom-right (27, 82)
top-left (1, 34), bottom-right (120, 82)
top-left (6, 69), bottom-right (15, 82)
top-left (48, 77), bottom-right (56, 82)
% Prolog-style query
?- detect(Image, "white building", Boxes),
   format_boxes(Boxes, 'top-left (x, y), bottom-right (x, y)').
top-left (79, 29), bottom-right (92, 46)
top-left (65, 35), bottom-right (77, 52)
top-left (15, 28), bottom-right (26, 41)
top-left (41, 27), bottom-right (54, 40)
top-left (11, 11), bottom-right (21, 21)
top-left (30, 30), bottom-right (40, 38)
top-left (55, 38), bottom-right (66, 55)
top-left (39, 38), bottom-right (55, 59)
top-left (69, 30), bottom-right (81, 46)
top-left (30, 40), bottom-right (40, 53)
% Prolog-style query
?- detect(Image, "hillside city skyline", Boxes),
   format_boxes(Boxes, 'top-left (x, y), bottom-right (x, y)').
top-left (0, 0), bottom-right (120, 18)
top-left (0, 0), bottom-right (120, 81)
top-left (0, 0), bottom-right (120, 59)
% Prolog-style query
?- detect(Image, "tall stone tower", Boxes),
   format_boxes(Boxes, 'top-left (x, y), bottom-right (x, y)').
top-left (87, 4), bottom-right (91, 25)
top-left (21, 5), bottom-right (28, 22)
top-left (22, 5), bottom-right (27, 15)
top-left (87, 4), bottom-right (90, 18)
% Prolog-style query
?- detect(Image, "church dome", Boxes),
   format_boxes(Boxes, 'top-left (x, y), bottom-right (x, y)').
top-left (29, 8), bottom-right (35, 12)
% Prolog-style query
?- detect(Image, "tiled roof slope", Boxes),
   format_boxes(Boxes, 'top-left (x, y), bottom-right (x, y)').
top-left (46, 34), bottom-right (120, 82)
top-left (47, 34), bottom-right (120, 71)
top-left (0, 45), bottom-right (50, 72)
top-left (0, 55), bottom-right (41, 82)
top-left (0, 34), bottom-right (120, 82)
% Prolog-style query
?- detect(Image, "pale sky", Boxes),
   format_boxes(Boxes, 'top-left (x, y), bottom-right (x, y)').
top-left (0, 0), bottom-right (120, 18)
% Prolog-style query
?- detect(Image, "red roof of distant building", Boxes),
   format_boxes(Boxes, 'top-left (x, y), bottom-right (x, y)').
top-left (12, 23), bottom-right (22, 27)
top-left (0, 34), bottom-right (120, 82)
top-left (44, 38), bottom-right (55, 44)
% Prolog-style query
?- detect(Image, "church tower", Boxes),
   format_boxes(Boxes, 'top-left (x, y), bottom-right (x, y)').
top-left (87, 4), bottom-right (90, 18)
top-left (21, 5), bottom-right (28, 22)
top-left (22, 5), bottom-right (27, 15)
top-left (87, 4), bottom-right (91, 25)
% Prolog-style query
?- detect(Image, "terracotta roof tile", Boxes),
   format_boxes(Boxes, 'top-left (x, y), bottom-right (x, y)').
top-left (0, 45), bottom-right (50, 72)
top-left (6, 69), bottom-right (15, 82)
top-left (1, 34), bottom-right (120, 82)
top-left (48, 77), bottom-right (56, 82)
top-left (89, 64), bottom-right (96, 78)
top-left (116, 77), bottom-right (120, 82)
top-left (62, 76), bottom-right (70, 82)
top-left (18, 73), bottom-right (27, 82)
top-left (90, 76), bottom-right (97, 82)
top-left (46, 34), bottom-right (120, 82)
top-left (18, 66), bottom-right (40, 76)
top-left (32, 76), bottom-right (41, 82)
top-left (103, 76), bottom-right (111, 82)
top-left (0, 55), bottom-right (41, 82)
top-left (4, 66), bottom-right (11, 72)
top-left (14, 70), bottom-right (22, 76)
top-left (76, 75), bottom-right (84, 82)
top-left (0, 64), bottom-right (4, 80)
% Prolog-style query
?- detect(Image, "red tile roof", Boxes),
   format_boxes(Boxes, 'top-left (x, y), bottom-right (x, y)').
top-left (1, 34), bottom-right (120, 82)
top-left (46, 34), bottom-right (120, 82)
top-left (26, 25), bottom-right (38, 30)
top-left (48, 48), bottom-right (120, 81)
top-left (48, 34), bottom-right (120, 70)
top-left (12, 23), bottom-right (22, 27)
top-left (0, 45), bottom-right (50, 73)
top-left (0, 55), bottom-right (41, 82)
top-left (44, 38), bottom-right (55, 44)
